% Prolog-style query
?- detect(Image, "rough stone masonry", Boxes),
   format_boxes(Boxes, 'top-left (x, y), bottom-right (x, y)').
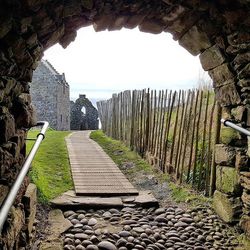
top-left (71, 94), bottom-right (99, 130)
top-left (0, 0), bottom-right (249, 248)
top-left (31, 59), bottom-right (70, 130)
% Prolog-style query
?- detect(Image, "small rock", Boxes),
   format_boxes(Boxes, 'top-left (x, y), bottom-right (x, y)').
top-left (88, 218), bottom-right (97, 226)
top-left (76, 246), bottom-right (86, 250)
top-left (86, 245), bottom-right (99, 250)
top-left (75, 233), bottom-right (89, 240)
top-left (98, 240), bottom-right (118, 250)
top-left (154, 208), bottom-right (165, 215)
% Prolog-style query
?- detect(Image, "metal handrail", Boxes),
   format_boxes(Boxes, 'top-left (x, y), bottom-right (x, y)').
top-left (0, 121), bottom-right (49, 233)
top-left (221, 118), bottom-right (250, 137)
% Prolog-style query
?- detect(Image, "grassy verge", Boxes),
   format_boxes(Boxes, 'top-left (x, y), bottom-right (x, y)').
top-left (26, 129), bottom-right (73, 203)
top-left (90, 130), bottom-right (211, 206)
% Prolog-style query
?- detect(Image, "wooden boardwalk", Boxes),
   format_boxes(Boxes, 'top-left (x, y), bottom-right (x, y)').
top-left (66, 131), bottom-right (138, 196)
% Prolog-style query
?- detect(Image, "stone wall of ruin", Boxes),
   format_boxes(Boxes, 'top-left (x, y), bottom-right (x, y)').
top-left (70, 95), bottom-right (99, 130)
top-left (0, 0), bottom-right (249, 247)
top-left (31, 61), bottom-right (70, 131)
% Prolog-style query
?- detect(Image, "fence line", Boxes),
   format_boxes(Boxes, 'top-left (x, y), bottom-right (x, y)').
top-left (97, 88), bottom-right (220, 195)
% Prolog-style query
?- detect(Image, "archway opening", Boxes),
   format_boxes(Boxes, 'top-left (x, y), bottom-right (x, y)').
top-left (0, 1), bottom-right (249, 248)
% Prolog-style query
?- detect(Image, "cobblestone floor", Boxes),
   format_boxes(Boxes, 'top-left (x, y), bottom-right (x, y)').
top-left (62, 205), bottom-right (240, 250)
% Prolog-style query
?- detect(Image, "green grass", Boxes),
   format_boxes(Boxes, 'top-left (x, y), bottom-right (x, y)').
top-left (26, 129), bottom-right (73, 203)
top-left (90, 130), bottom-right (211, 206)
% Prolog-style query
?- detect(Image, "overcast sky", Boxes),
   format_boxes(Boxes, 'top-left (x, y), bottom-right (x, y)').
top-left (43, 26), bottom-right (205, 104)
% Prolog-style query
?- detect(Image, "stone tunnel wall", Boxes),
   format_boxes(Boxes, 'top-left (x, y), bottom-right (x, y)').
top-left (0, 0), bottom-right (249, 247)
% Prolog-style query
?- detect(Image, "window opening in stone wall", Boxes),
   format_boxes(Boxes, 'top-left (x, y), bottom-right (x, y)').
top-left (81, 106), bottom-right (86, 114)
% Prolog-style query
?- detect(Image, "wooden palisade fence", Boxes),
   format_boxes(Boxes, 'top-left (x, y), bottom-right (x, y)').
top-left (97, 89), bottom-right (221, 195)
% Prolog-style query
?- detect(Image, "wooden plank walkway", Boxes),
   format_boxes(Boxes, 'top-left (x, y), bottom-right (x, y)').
top-left (66, 131), bottom-right (138, 196)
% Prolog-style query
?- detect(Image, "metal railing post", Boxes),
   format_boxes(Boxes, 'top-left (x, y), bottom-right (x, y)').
top-left (0, 121), bottom-right (49, 233)
top-left (221, 118), bottom-right (250, 137)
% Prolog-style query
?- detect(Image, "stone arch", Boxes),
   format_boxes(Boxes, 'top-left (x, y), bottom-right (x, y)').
top-left (0, 0), bottom-right (249, 247)
top-left (70, 94), bottom-right (99, 130)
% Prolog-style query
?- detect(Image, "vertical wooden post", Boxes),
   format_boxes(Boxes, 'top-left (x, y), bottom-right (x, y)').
top-left (186, 90), bottom-right (199, 182)
top-left (192, 90), bottom-right (203, 187)
top-left (163, 90), bottom-right (176, 170)
top-left (198, 90), bottom-right (210, 190)
top-left (169, 90), bottom-right (181, 166)
top-left (209, 102), bottom-right (222, 196)
top-left (205, 94), bottom-right (216, 196)
top-left (159, 90), bottom-right (168, 171)
top-left (178, 90), bottom-right (192, 183)
top-left (174, 90), bottom-right (185, 176)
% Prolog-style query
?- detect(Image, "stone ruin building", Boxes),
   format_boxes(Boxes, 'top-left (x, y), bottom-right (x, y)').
top-left (30, 59), bottom-right (70, 130)
top-left (0, 0), bottom-right (249, 248)
top-left (70, 94), bottom-right (99, 130)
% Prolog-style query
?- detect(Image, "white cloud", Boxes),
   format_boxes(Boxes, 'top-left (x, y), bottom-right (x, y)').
top-left (43, 26), bottom-right (204, 101)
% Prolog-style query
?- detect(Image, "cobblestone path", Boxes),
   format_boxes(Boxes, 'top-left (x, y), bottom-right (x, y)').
top-left (62, 205), bottom-right (240, 250)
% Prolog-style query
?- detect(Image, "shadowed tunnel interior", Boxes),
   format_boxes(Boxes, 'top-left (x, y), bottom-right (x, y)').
top-left (0, 0), bottom-right (249, 248)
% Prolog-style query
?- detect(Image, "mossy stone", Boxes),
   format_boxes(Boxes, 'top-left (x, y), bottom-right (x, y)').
top-left (213, 190), bottom-right (242, 223)
top-left (220, 127), bottom-right (239, 145)
top-left (216, 166), bottom-right (240, 194)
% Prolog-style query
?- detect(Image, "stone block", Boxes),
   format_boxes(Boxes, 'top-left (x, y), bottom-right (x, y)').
top-left (0, 112), bottom-right (15, 143)
top-left (51, 190), bottom-right (123, 208)
top-left (200, 45), bottom-right (225, 70)
top-left (59, 30), bottom-right (77, 48)
top-left (134, 191), bottom-right (159, 207)
top-left (237, 79), bottom-right (250, 88)
top-left (215, 144), bottom-right (236, 166)
top-left (93, 15), bottom-right (114, 32)
top-left (220, 127), bottom-right (240, 145)
top-left (164, 11), bottom-right (200, 40)
top-left (3, 206), bottom-right (25, 249)
top-left (242, 190), bottom-right (250, 208)
top-left (18, 93), bottom-right (32, 105)
top-left (240, 215), bottom-right (250, 238)
top-left (216, 166), bottom-right (240, 194)
top-left (239, 172), bottom-right (250, 191)
top-left (208, 63), bottom-right (235, 88)
top-left (0, 184), bottom-right (9, 206)
top-left (124, 15), bottom-right (146, 29)
top-left (43, 25), bottom-right (65, 49)
top-left (163, 5), bottom-right (187, 22)
top-left (235, 150), bottom-right (249, 171)
top-left (215, 83), bottom-right (241, 106)
top-left (139, 20), bottom-right (163, 34)
top-left (4, 77), bottom-right (17, 95)
top-left (234, 52), bottom-right (250, 67)
top-left (228, 31), bottom-right (250, 46)
top-left (39, 209), bottom-right (70, 250)
top-left (231, 105), bottom-right (246, 122)
top-left (178, 25), bottom-right (212, 56)
top-left (239, 63), bottom-right (250, 79)
top-left (48, 209), bottom-right (73, 237)
top-left (246, 107), bottom-right (250, 127)
top-left (23, 183), bottom-right (37, 236)
top-left (213, 190), bottom-right (242, 223)
top-left (108, 16), bottom-right (128, 31)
